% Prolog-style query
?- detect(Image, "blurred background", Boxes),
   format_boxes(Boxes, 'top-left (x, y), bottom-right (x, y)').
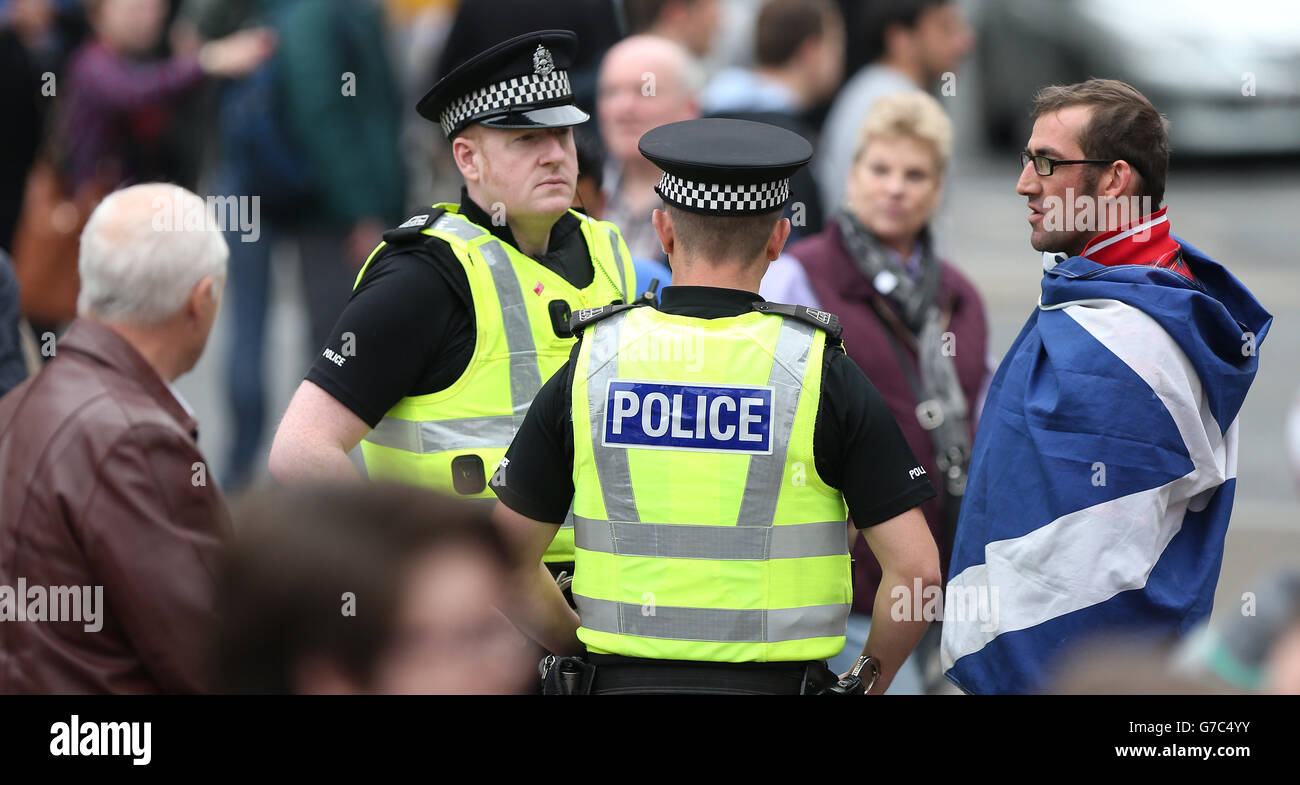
top-left (3, 0), bottom-right (1297, 655)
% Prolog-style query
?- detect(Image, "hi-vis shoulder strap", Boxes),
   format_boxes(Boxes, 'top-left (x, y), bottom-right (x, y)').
top-left (380, 208), bottom-right (450, 246)
top-left (569, 298), bottom-right (844, 341)
top-left (568, 300), bottom-right (648, 336)
top-left (750, 301), bottom-right (844, 342)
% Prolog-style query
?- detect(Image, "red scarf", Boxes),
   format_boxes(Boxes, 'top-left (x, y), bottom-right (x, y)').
top-left (1080, 206), bottom-right (1193, 280)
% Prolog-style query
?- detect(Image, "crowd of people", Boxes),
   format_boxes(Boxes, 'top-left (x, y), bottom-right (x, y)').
top-left (0, 0), bottom-right (1294, 695)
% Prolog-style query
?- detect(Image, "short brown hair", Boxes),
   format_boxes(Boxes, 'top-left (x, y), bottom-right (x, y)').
top-left (666, 204), bottom-right (783, 266)
top-left (211, 483), bottom-right (514, 693)
top-left (755, 0), bottom-right (838, 67)
top-left (1031, 78), bottom-right (1171, 206)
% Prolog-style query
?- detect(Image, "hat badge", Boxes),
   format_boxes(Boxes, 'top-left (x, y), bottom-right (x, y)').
top-left (533, 45), bottom-right (555, 76)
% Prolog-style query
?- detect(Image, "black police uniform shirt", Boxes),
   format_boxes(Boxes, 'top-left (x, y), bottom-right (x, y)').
top-left (307, 187), bottom-right (600, 427)
top-left (493, 285), bottom-right (937, 528)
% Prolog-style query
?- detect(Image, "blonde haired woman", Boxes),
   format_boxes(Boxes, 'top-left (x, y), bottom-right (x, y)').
top-left (761, 91), bottom-right (989, 693)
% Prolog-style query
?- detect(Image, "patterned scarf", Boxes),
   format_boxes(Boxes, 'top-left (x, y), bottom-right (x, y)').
top-left (836, 209), bottom-right (971, 496)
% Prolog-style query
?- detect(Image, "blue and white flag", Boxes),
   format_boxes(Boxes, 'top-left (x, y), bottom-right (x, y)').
top-left (941, 240), bottom-right (1272, 694)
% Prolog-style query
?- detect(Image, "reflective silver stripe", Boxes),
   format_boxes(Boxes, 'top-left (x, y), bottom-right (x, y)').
top-left (431, 212), bottom-right (539, 424)
top-left (561, 508), bottom-right (574, 531)
top-left (585, 314), bottom-right (639, 522)
top-left (574, 595), bottom-right (849, 642)
top-left (574, 517), bottom-right (846, 560)
top-left (366, 415), bottom-right (516, 453)
top-left (603, 227), bottom-right (630, 300)
top-left (478, 240), bottom-right (542, 425)
top-left (735, 319), bottom-right (816, 526)
top-left (348, 444), bottom-right (369, 478)
top-left (432, 212), bottom-right (488, 242)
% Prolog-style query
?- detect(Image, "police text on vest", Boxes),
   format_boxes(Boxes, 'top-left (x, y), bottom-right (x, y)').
top-left (602, 381), bottom-right (774, 454)
top-left (49, 715), bottom-right (151, 766)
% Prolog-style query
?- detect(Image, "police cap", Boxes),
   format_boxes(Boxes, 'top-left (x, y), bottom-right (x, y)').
top-left (417, 29), bottom-right (589, 139)
top-left (638, 118), bottom-right (813, 217)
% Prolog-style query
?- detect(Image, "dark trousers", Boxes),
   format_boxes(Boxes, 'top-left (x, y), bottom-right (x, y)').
top-left (221, 202), bottom-right (354, 491)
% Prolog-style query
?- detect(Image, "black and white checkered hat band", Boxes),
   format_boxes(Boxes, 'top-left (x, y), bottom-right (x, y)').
top-left (656, 172), bottom-right (791, 214)
top-left (439, 70), bottom-right (573, 136)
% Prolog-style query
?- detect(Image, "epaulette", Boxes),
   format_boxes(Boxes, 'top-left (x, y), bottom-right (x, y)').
top-left (567, 300), bottom-right (648, 336)
top-left (751, 301), bottom-right (844, 342)
top-left (380, 207), bottom-right (448, 246)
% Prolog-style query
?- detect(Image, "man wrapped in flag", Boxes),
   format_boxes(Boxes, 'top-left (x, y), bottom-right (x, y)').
top-left (941, 79), bottom-right (1272, 694)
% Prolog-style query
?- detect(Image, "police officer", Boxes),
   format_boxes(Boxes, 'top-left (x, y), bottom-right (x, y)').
top-left (269, 31), bottom-right (637, 574)
top-left (492, 118), bottom-right (943, 694)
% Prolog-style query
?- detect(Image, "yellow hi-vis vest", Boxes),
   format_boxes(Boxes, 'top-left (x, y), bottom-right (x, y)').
top-left (355, 204), bottom-right (636, 562)
top-left (569, 304), bottom-right (852, 662)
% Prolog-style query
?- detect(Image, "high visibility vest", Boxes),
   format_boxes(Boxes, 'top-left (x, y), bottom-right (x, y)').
top-left (569, 304), bottom-right (852, 662)
top-left (355, 204), bottom-right (636, 562)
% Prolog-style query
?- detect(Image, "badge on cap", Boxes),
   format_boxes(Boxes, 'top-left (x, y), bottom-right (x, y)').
top-left (533, 45), bottom-right (554, 76)
top-left (416, 30), bottom-right (589, 138)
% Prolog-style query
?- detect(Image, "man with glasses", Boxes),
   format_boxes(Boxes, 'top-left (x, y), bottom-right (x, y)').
top-left (939, 79), bottom-right (1272, 694)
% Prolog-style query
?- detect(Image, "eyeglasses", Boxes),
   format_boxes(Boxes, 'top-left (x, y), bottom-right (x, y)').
top-left (1020, 151), bottom-right (1117, 176)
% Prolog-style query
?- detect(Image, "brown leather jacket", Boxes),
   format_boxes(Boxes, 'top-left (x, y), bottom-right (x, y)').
top-left (0, 319), bottom-right (230, 693)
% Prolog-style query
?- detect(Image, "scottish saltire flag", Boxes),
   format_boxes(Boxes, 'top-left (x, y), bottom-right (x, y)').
top-left (941, 241), bottom-right (1272, 694)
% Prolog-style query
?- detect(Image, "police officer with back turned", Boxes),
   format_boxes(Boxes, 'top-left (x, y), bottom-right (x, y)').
top-left (492, 117), bottom-right (942, 694)
top-left (269, 31), bottom-right (637, 575)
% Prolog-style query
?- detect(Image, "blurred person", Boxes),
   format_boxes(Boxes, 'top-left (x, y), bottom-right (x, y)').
top-left (492, 117), bottom-right (940, 694)
top-left (941, 79), bottom-right (1273, 694)
top-left (212, 483), bottom-right (532, 694)
top-left (597, 34), bottom-right (702, 263)
top-left (0, 4), bottom-right (44, 392)
top-left (816, 0), bottom-right (972, 211)
top-left (4, 0), bottom-right (90, 82)
top-left (621, 0), bottom-right (721, 59)
top-left (178, 0), bottom-right (256, 40)
top-left (0, 251), bottom-right (26, 395)
top-left (0, 183), bottom-right (231, 693)
top-left (377, 0), bottom-right (458, 209)
top-left (1266, 616), bottom-right (1300, 694)
top-left (214, 0), bottom-right (407, 491)
top-left (760, 91), bottom-right (987, 692)
top-left (0, 0), bottom-right (50, 252)
top-left (1049, 639), bottom-right (1230, 694)
top-left (8, 0), bottom-right (268, 329)
top-left (572, 126), bottom-right (671, 296)
top-left (268, 32), bottom-right (636, 578)
top-left (701, 0), bottom-right (845, 240)
top-left (1172, 569), bottom-right (1300, 693)
top-left (60, 0), bottom-right (272, 191)
top-left (700, 0), bottom-right (843, 117)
